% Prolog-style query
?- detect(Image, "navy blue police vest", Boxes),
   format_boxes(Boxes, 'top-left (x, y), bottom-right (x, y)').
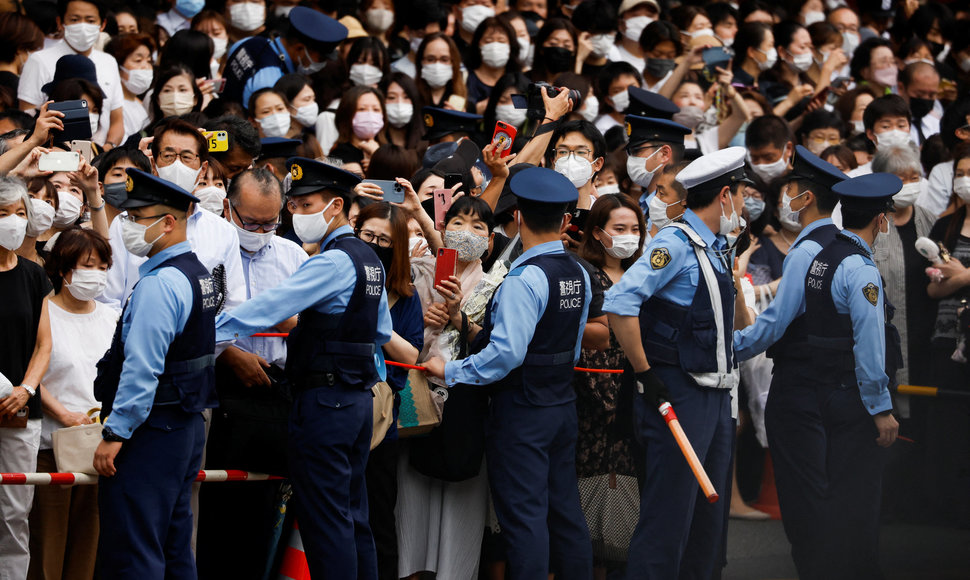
top-left (223, 36), bottom-right (288, 106)
top-left (486, 253), bottom-right (587, 406)
top-left (803, 233), bottom-right (903, 385)
top-left (95, 251), bottom-right (218, 418)
top-left (286, 234), bottom-right (384, 391)
top-left (638, 229), bottom-right (735, 376)
top-left (766, 223), bottom-right (838, 361)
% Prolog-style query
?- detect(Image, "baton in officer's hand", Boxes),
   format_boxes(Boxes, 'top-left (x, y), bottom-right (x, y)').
top-left (636, 370), bottom-right (719, 503)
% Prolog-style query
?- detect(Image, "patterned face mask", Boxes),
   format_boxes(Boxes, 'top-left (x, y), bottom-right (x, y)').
top-left (443, 229), bottom-right (489, 261)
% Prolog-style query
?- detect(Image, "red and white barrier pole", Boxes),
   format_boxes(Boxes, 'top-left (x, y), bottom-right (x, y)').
top-left (0, 469), bottom-right (284, 486)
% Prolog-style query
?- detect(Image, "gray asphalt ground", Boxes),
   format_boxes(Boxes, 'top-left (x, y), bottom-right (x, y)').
top-left (723, 519), bottom-right (970, 579)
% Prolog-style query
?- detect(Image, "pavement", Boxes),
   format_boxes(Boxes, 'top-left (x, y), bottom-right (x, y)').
top-left (723, 519), bottom-right (970, 579)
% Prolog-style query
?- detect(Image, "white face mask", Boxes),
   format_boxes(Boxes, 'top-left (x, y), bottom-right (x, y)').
top-left (750, 150), bottom-right (789, 182)
top-left (581, 96), bottom-right (599, 122)
top-left (893, 181), bottom-right (920, 208)
top-left (0, 214), bottom-right (27, 251)
top-left (422, 62), bottom-right (453, 88)
top-left (803, 11), bottom-right (825, 26)
top-left (194, 185), bottom-right (226, 215)
top-left (495, 103), bottom-right (527, 127)
top-left (757, 47), bottom-right (778, 71)
top-left (842, 32), bottom-right (860, 57)
top-left (719, 196), bottom-right (743, 236)
top-left (349, 63), bottom-right (383, 86)
top-left (65, 269), bottom-right (107, 302)
top-left (157, 158), bottom-right (202, 192)
top-left (481, 42), bottom-right (510, 68)
top-left (554, 154), bottom-right (595, 188)
top-left (89, 113), bottom-right (100, 136)
top-left (461, 5), bottom-right (495, 34)
top-left (259, 112), bottom-right (291, 138)
top-left (293, 102), bottom-right (319, 127)
top-left (364, 8), bottom-right (395, 32)
top-left (64, 22), bottom-right (100, 53)
top-left (590, 33), bottom-right (615, 58)
top-left (517, 36), bottom-right (533, 67)
top-left (297, 47), bottom-right (326, 76)
top-left (790, 51), bottom-right (813, 72)
top-left (274, 5), bottom-right (295, 18)
top-left (780, 188), bottom-right (806, 231)
top-left (121, 67), bottom-right (153, 95)
top-left (54, 190), bottom-right (83, 228)
top-left (601, 232), bottom-right (639, 259)
top-left (229, 2), bottom-right (266, 32)
top-left (291, 198), bottom-right (336, 244)
top-left (408, 235), bottom-right (430, 256)
top-left (121, 216), bottom-right (165, 257)
top-left (385, 102), bottom-right (413, 128)
top-left (410, 36), bottom-right (424, 55)
top-left (233, 220), bottom-right (275, 252)
top-left (623, 15), bottom-right (653, 42)
top-left (954, 176), bottom-right (970, 202)
top-left (211, 36), bottom-right (229, 60)
top-left (609, 89), bottom-right (630, 113)
top-left (626, 148), bottom-right (663, 188)
top-left (852, 119), bottom-right (866, 135)
top-left (597, 183), bottom-right (620, 195)
top-left (26, 198), bottom-right (54, 237)
top-left (649, 194), bottom-right (682, 229)
top-left (875, 129), bottom-right (911, 149)
top-left (690, 28), bottom-right (714, 39)
top-left (159, 91), bottom-right (196, 117)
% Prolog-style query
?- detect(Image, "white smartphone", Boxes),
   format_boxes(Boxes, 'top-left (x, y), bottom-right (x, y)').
top-left (38, 151), bottom-right (81, 173)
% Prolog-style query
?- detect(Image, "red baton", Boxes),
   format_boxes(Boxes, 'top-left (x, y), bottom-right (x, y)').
top-left (658, 401), bottom-right (719, 503)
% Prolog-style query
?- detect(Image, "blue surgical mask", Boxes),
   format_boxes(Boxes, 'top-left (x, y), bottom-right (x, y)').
top-left (744, 196), bottom-right (765, 221)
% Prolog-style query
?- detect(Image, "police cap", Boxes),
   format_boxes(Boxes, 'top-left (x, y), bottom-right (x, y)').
top-left (285, 157), bottom-right (361, 198)
top-left (627, 87), bottom-right (680, 120)
top-left (509, 166), bottom-right (578, 204)
top-left (258, 137), bottom-right (302, 161)
top-left (120, 168), bottom-right (200, 211)
top-left (422, 107), bottom-right (482, 141)
top-left (788, 145), bottom-right (847, 191)
top-left (422, 142), bottom-right (459, 167)
top-left (625, 115), bottom-right (691, 150)
top-left (831, 173), bottom-right (901, 213)
top-left (287, 7), bottom-right (348, 53)
top-left (676, 146), bottom-right (753, 196)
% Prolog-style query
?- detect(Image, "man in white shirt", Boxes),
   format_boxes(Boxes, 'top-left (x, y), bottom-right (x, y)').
top-left (19, 0), bottom-right (124, 148)
top-left (918, 96), bottom-right (970, 216)
top-left (157, 0), bottom-right (205, 39)
top-left (390, 1), bottom-right (446, 78)
top-left (607, 0), bottom-right (660, 73)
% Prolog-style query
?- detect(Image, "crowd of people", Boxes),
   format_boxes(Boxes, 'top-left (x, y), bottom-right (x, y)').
top-left (0, 0), bottom-right (969, 579)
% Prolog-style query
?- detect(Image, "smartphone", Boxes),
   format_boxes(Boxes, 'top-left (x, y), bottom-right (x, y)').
top-left (70, 140), bottom-right (94, 164)
top-left (432, 188), bottom-right (453, 230)
top-left (39, 151), bottom-right (80, 172)
top-left (211, 78), bottom-right (227, 93)
top-left (809, 86), bottom-right (830, 108)
top-left (567, 207), bottom-right (589, 242)
top-left (446, 94), bottom-right (467, 111)
top-left (444, 173), bottom-right (462, 190)
top-left (491, 121), bottom-right (517, 158)
top-left (365, 179), bottom-right (405, 203)
top-left (434, 248), bottom-right (458, 290)
top-left (702, 47), bottom-right (732, 67)
top-left (49, 100), bottom-right (92, 142)
top-left (204, 130), bottom-right (229, 152)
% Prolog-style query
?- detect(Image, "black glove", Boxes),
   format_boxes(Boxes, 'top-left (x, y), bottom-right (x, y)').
top-left (635, 369), bottom-right (670, 407)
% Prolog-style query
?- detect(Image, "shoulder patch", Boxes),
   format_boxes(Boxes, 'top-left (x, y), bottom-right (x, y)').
top-left (650, 247), bottom-right (671, 270)
top-left (862, 282), bottom-right (879, 306)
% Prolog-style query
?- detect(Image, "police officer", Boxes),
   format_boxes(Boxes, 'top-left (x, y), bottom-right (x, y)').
top-left (223, 7), bottom-right (348, 107)
top-left (93, 169), bottom-right (218, 579)
top-left (623, 115), bottom-right (691, 218)
top-left (733, 145), bottom-right (847, 578)
top-left (421, 106), bottom-right (483, 144)
top-left (794, 173), bottom-right (901, 579)
top-left (604, 146), bottom-right (751, 580)
top-left (423, 167), bottom-right (594, 580)
top-left (214, 158), bottom-right (392, 579)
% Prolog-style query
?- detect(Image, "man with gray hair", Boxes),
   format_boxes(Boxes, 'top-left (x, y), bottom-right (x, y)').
top-left (898, 62), bottom-right (942, 145)
top-left (196, 167), bottom-right (308, 578)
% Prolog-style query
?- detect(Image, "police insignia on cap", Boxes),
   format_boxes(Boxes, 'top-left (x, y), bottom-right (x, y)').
top-left (291, 164), bottom-right (303, 181)
top-left (650, 247), bottom-right (671, 269)
top-left (125, 175), bottom-right (133, 192)
top-left (424, 113), bottom-right (434, 127)
top-left (625, 122), bottom-right (632, 136)
top-left (862, 282), bottom-right (879, 306)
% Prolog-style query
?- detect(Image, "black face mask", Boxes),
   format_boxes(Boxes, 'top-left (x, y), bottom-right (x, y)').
top-left (102, 181), bottom-right (127, 208)
top-left (645, 58), bottom-right (676, 79)
top-left (540, 46), bottom-right (574, 73)
top-left (421, 197), bottom-right (436, 221)
top-left (910, 97), bottom-right (934, 120)
top-left (365, 241), bottom-right (394, 272)
top-left (928, 40), bottom-right (945, 57)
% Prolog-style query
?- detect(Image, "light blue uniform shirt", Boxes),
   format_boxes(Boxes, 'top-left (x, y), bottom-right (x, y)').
top-left (103, 242), bottom-right (196, 439)
top-left (215, 225), bottom-right (392, 347)
top-left (826, 231), bottom-right (891, 415)
top-left (734, 218), bottom-right (835, 361)
top-left (603, 209), bottom-right (728, 316)
top-left (443, 241), bottom-right (591, 387)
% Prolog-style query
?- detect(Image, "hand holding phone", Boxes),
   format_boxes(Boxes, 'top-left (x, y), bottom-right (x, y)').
top-left (492, 121), bottom-right (517, 158)
top-left (432, 188), bottom-right (454, 230)
top-left (434, 248), bottom-right (459, 290)
top-left (38, 151), bottom-right (80, 173)
top-left (364, 179), bottom-right (406, 203)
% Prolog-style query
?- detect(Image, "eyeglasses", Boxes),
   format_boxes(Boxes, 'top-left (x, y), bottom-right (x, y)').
top-left (357, 230), bottom-right (393, 247)
top-left (122, 213), bottom-right (169, 224)
top-left (231, 203), bottom-right (281, 232)
top-left (554, 147), bottom-right (593, 159)
top-left (157, 150), bottom-right (200, 165)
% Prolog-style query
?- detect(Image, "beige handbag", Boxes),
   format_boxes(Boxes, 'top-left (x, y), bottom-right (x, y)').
top-left (52, 409), bottom-right (103, 475)
top-left (371, 381), bottom-right (394, 450)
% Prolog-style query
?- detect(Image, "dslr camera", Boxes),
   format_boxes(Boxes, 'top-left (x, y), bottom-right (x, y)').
top-left (521, 82), bottom-right (582, 120)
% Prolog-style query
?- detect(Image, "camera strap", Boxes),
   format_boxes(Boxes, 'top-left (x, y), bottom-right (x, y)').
top-left (530, 118), bottom-right (562, 139)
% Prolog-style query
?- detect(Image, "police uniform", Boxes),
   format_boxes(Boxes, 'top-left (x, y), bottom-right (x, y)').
top-left (421, 106), bottom-right (483, 142)
top-left (623, 115), bottom-right (690, 219)
top-left (733, 146), bottom-right (848, 578)
top-left (443, 168), bottom-right (593, 580)
top-left (215, 158), bottom-right (392, 579)
top-left (604, 147), bottom-right (749, 580)
top-left (627, 86), bottom-right (680, 120)
top-left (786, 173), bottom-right (901, 580)
top-left (222, 7), bottom-right (347, 106)
top-left (95, 170), bottom-right (217, 579)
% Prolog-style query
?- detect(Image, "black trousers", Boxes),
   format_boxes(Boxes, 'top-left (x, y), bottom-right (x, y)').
top-left (365, 438), bottom-right (400, 580)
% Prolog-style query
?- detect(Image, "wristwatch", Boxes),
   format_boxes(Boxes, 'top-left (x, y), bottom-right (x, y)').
top-left (101, 426), bottom-right (126, 442)
top-left (21, 384), bottom-right (35, 397)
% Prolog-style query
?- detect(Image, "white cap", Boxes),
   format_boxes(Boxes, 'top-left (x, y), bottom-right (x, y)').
top-left (618, 0), bottom-right (660, 16)
top-left (675, 146), bottom-right (752, 192)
